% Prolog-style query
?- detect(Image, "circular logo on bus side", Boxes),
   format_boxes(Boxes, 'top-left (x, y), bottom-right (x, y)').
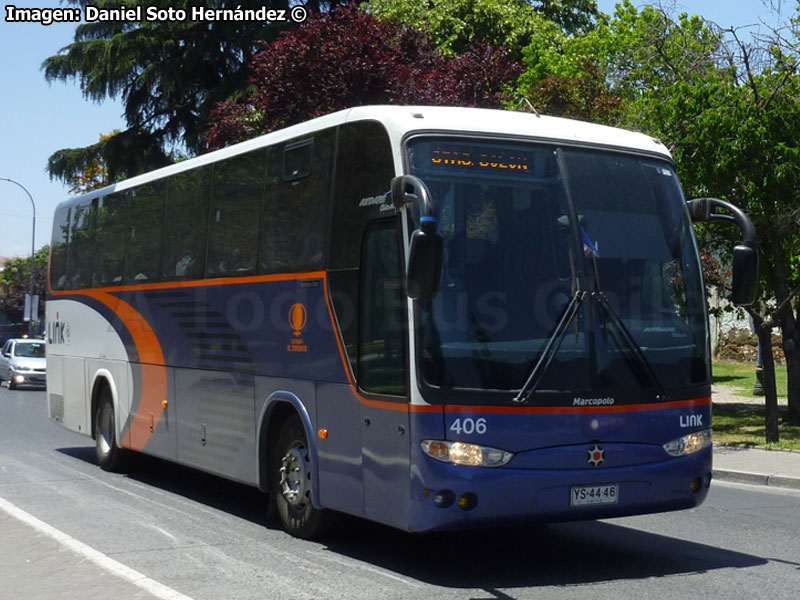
top-left (289, 303), bottom-right (308, 337)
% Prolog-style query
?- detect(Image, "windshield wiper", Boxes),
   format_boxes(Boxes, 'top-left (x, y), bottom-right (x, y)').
top-left (595, 292), bottom-right (668, 401)
top-left (513, 291), bottom-right (585, 404)
top-left (513, 291), bottom-right (668, 405)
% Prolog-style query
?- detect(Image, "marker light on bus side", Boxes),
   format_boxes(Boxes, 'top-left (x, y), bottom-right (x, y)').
top-left (421, 440), bottom-right (514, 467)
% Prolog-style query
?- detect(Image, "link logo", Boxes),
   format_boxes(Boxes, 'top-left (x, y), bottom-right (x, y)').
top-left (47, 312), bottom-right (69, 344)
top-left (680, 414), bottom-right (703, 428)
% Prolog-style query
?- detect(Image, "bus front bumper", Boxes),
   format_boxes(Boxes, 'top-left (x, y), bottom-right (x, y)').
top-left (408, 447), bottom-right (712, 532)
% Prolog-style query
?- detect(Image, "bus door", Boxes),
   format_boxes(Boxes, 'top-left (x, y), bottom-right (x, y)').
top-left (358, 219), bottom-right (411, 528)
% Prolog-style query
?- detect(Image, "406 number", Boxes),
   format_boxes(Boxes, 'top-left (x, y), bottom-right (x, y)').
top-left (449, 418), bottom-right (487, 435)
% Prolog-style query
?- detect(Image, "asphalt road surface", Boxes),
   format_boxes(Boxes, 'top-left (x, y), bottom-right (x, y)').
top-left (1, 385), bottom-right (799, 600)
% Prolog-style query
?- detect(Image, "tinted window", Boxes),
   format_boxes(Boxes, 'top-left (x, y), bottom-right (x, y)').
top-left (124, 182), bottom-right (165, 283)
top-left (92, 193), bottom-right (128, 286)
top-left (50, 205), bottom-right (71, 291)
top-left (358, 220), bottom-right (406, 395)
top-left (162, 166), bottom-right (211, 280)
top-left (282, 139), bottom-right (313, 181)
top-left (328, 121), bottom-right (395, 376)
top-left (260, 130), bottom-right (333, 273)
top-left (329, 121), bottom-right (396, 270)
top-left (65, 201), bottom-right (94, 289)
top-left (207, 150), bottom-right (266, 277)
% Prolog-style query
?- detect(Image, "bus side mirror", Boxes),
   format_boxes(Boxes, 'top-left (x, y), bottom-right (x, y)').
top-left (688, 197), bottom-right (758, 306)
top-left (391, 175), bottom-right (443, 300)
top-left (731, 244), bottom-right (758, 306)
top-left (407, 229), bottom-right (443, 300)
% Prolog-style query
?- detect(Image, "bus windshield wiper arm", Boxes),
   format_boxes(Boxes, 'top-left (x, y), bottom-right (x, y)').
top-left (595, 292), bottom-right (668, 401)
top-left (514, 291), bottom-right (586, 404)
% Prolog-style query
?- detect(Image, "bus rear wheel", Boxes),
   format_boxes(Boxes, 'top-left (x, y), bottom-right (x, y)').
top-left (272, 414), bottom-right (331, 539)
top-left (95, 388), bottom-right (127, 472)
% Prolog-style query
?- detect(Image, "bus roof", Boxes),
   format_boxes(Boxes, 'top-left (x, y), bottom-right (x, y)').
top-left (59, 105), bottom-right (671, 206)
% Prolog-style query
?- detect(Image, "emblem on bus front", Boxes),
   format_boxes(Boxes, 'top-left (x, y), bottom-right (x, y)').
top-left (587, 445), bottom-right (605, 467)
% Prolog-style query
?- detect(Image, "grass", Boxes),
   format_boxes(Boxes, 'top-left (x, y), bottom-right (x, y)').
top-left (712, 360), bottom-right (799, 450)
top-left (712, 360), bottom-right (788, 398)
top-left (713, 406), bottom-right (800, 451)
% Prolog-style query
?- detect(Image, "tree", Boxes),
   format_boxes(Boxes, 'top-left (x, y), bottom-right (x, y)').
top-left (367, 0), bottom-right (599, 56)
top-left (367, 0), bottom-right (564, 58)
top-left (516, 0), bottom-right (800, 432)
top-left (644, 59), bottom-right (800, 426)
top-left (42, 0), bottom-right (302, 182)
top-left (205, 5), bottom-right (523, 147)
top-left (62, 131), bottom-right (118, 195)
top-left (517, 0), bottom-right (720, 124)
top-left (0, 247), bottom-right (49, 326)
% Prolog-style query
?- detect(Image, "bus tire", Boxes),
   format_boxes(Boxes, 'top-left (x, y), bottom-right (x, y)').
top-left (272, 414), bottom-right (330, 539)
top-left (95, 387), bottom-right (127, 472)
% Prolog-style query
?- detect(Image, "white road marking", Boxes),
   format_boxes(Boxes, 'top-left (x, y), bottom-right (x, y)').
top-left (0, 494), bottom-right (195, 600)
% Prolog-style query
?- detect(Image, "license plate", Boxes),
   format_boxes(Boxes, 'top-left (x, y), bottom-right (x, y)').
top-left (570, 484), bottom-right (619, 506)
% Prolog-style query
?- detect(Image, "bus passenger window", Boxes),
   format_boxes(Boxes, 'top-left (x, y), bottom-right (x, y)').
top-left (124, 182), bottom-right (165, 284)
top-left (65, 201), bottom-right (94, 289)
top-left (207, 150), bottom-right (265, 277)
top-left (162, 167), bottom-right (211, 280)
top-left (50, 205), bottom-right (71, 290)
top-left (92, 193), bottom-right (127, 286)
top-left (261, 133), bottom-right (332, 273)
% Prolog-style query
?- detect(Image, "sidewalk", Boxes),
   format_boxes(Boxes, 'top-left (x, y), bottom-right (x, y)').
top-left (712, 384), bottom-right (800, 490)
top-left (0, 509), bottom-right (166, 600)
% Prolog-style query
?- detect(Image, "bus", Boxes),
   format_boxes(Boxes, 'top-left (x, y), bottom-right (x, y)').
top-left (46, 106), bottom-right (757, 538)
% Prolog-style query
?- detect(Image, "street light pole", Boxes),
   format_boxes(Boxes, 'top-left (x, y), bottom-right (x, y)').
top-left (0, 177), bottom-right (37, 337)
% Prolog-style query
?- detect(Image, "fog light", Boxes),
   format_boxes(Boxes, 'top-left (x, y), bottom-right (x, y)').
top-left (13, 375), bottom-right (24, 385)
top-left (690, 477), bottom-right (702, 493)
top-left (458, 492), bottom-right (478, 511)
top-left (433, 490), bottom-right (454, 508)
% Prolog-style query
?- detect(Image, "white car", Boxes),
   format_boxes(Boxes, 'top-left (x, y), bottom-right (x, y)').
top-left (0, 338), bottom-right (46, 390)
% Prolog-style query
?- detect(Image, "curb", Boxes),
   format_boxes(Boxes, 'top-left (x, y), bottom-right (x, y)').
top-left (713, 469), bottom-right (800, 490)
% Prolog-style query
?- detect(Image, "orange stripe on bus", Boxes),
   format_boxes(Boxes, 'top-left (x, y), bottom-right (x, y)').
top-left (68, 290), bottom-right (168, 452)
top-left (49, 271), bottom-right (327, 296)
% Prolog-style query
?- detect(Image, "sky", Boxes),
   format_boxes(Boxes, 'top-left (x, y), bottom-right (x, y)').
top-left (0, 1), bottom-right (793, 260)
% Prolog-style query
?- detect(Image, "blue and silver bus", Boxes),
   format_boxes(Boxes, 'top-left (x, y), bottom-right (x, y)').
top-left (47, 106), bottom-right (757, 538)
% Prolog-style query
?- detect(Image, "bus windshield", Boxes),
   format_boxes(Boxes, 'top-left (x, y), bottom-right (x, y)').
top-left (407, 138), bottom-right (708, 400)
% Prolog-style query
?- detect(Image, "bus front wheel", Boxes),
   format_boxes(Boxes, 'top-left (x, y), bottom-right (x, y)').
top-left (272, 414), bottom-right (330, 539)
top-left (95, 388), bottom-right (127, 472)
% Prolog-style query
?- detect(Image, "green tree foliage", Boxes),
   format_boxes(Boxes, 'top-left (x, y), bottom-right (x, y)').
top-left (518, 0), bottom-right (720, 123)
top-left (642, 44), bottom-right (800, 425)
top-left (42, 0), bottom-right (300, 183)
top-left (0, 247), bottom-right (49, 324)
top-left (366, 0), bottom-right (567, 57)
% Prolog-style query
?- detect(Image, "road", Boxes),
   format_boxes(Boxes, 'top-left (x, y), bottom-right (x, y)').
top-left (1, 385), bottom-right (799, 600)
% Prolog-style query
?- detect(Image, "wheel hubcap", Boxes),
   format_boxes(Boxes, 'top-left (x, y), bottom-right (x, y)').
top-left (280, 445), bottom-right (309, 507)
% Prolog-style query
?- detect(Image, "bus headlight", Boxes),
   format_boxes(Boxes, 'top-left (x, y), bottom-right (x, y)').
top-left (663, 429), bottom-right (712, 457)
top-left (421, 440), bottom-right (513, 467)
